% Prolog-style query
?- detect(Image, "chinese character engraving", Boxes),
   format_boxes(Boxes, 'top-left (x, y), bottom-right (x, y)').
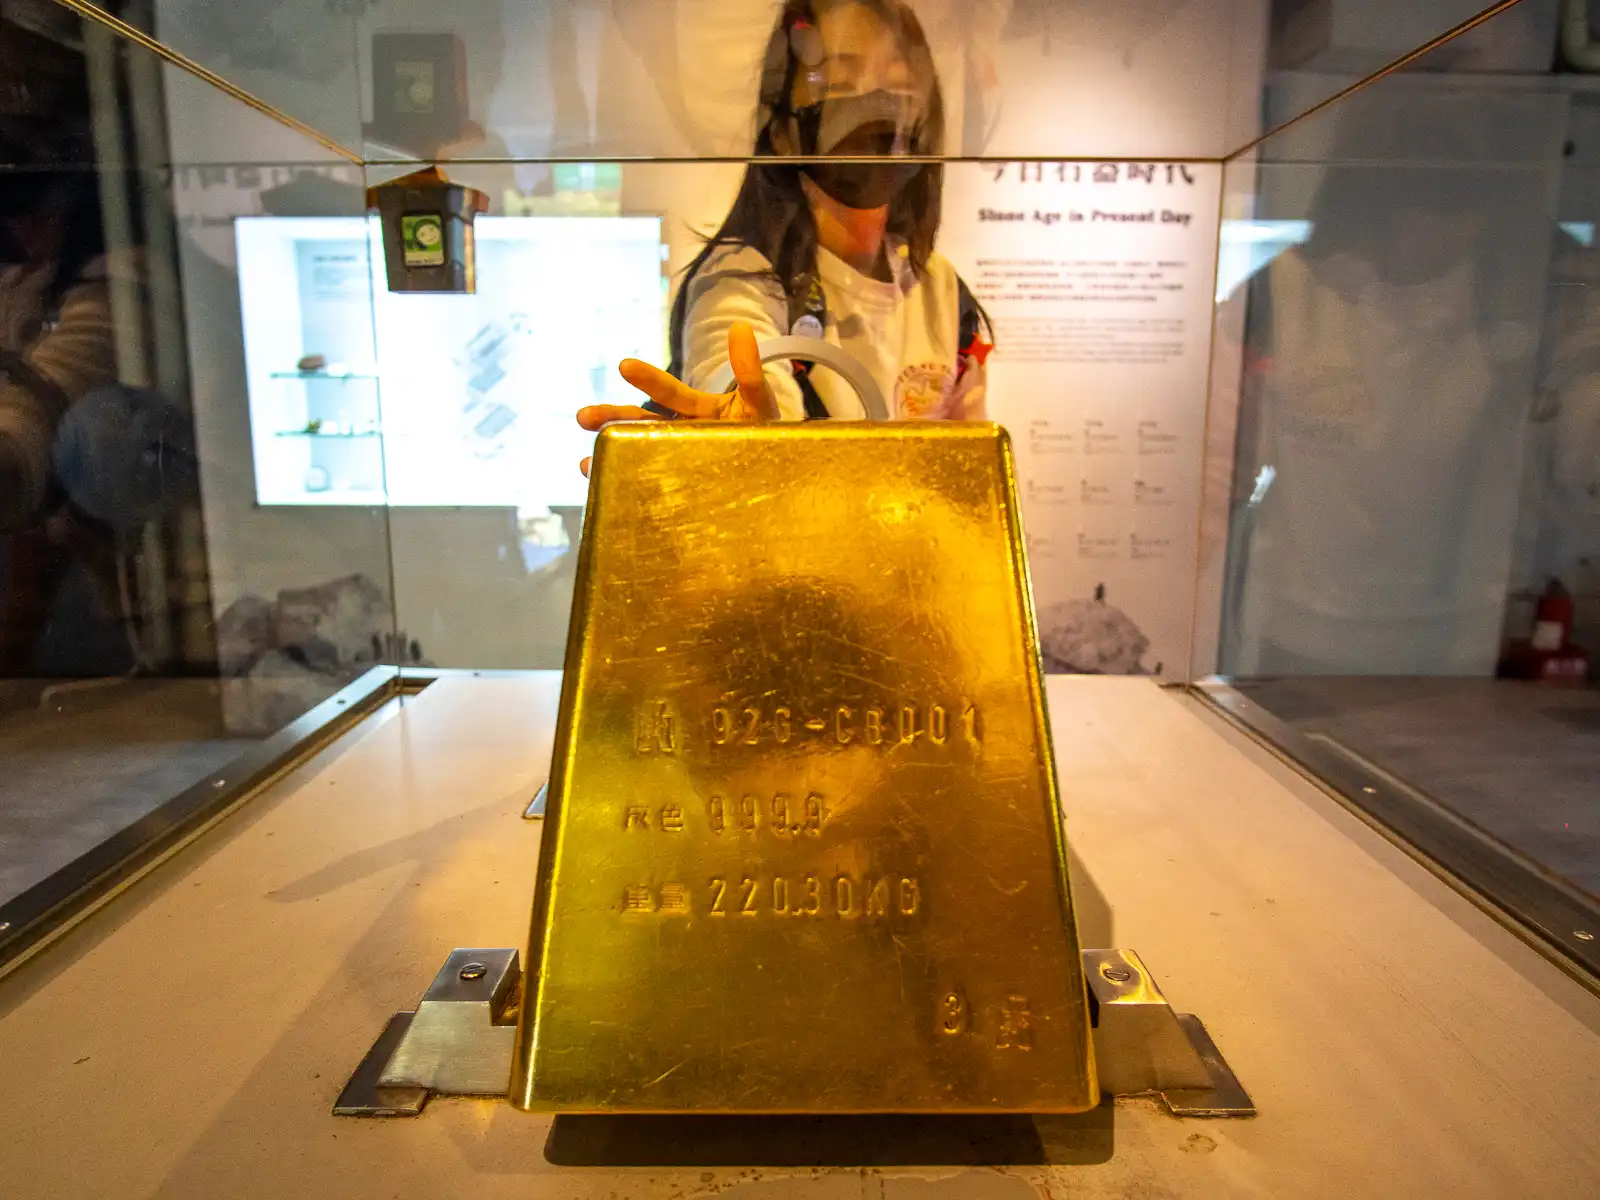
top-left (622, 885), bottom-right (654, 914)
top-left (623, 805), bottom-right (650, 830)
top-left (658, 883), bottom-right (689, 915)
top-left (635, 702), bottom-right (676, 753)
top-left (996, 996), bottom-right (1033, 1050)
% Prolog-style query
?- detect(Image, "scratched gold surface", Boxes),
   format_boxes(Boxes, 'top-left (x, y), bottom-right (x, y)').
top-left (511, 423), bottom-right (1098, 1113)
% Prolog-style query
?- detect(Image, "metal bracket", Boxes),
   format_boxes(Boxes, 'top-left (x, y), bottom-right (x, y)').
top-left (1084, 948), bottom-right (1255, 1118)
top-left (335, 947), bottom-right (1254, 1118)
top-left (332, 1012), bottom-right (428, 1117)
top-left (333, 949), bottom-right (520, 1116)
top-left (523, 780), bottom-right (546, 819)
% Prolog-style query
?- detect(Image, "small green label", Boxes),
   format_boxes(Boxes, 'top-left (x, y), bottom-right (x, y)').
top-left (401, 214), bottom-right (445, 267)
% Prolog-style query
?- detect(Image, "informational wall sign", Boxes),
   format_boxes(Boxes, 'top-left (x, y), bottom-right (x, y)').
top-left (942, 160), bottom-right (1223, 675)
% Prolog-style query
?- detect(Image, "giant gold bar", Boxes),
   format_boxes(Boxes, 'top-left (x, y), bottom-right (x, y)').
top-left (511, 422), bottom-right (1098, 1113)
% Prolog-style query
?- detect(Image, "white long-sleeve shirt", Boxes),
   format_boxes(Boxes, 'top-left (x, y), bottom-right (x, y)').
top-left (679, 241), bottom-right (986, 422)
top-left (1240, 247), bottom-right (1528, 672)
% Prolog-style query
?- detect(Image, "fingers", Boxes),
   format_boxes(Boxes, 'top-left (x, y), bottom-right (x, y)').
top-left (614, 324), bottom-right (777, 423)
top-left (618, 358), bottom-right (728, 419)
top-left (577, 402), bottom-right (654, 477)
top-left (576, 403), bottom-right (656, 431)
top-left (727, 321), bottom-right (779, 420)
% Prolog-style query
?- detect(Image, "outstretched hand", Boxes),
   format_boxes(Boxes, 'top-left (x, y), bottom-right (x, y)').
top-left (576, 320), bottom-right (778, 476)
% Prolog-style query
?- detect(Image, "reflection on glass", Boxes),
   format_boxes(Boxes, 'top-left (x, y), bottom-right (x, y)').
top-left (1225, 96), bottom-right (1552, 677)
top-left (0, 6), bottom-right (395, 917)
top-left (234, 214), bottom-right (660, 508)
top-left (633, 0), bottom-right (990, 427)
top-left (1216, 14), bottom-right (1598, 927)
top-left (332, 0), bottom-right (1261, 162)
top-left (1264, 0), bottom-right (1563, 148)
top-left (366, 0), bottom-right (1234, 677)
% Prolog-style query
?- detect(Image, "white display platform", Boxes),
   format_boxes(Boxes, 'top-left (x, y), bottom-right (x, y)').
top-left (1, 675), bottom-right (1596, 1196)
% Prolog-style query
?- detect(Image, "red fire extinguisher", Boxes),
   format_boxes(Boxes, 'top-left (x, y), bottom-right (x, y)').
top-left (1531, 579), bottom-right (1574, 654)
top-left (1505, 579), bottom-right (1591, 683)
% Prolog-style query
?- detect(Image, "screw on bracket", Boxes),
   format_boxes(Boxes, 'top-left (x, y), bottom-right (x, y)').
top-left (1101, 964), bottom-right (1134, 984)
top-left (459, 962), bottom-right (488, 981)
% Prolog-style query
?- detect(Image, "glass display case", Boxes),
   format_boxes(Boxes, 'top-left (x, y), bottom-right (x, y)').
top-left (1, 0), bottom-right (1597, 1195)
top-left (1204, 10), bottom-right (1600, 980)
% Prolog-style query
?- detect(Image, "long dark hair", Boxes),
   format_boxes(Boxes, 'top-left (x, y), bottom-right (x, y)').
top-left (666, 0), bottom-right (945, 378)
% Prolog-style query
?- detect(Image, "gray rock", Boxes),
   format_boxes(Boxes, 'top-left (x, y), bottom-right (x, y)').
top-left (1039, 590), bottom-right (1151, 676)
top-left (214, 594), bottom-right (275, 677)
top-left (273, 574), bottom-right (389, 669)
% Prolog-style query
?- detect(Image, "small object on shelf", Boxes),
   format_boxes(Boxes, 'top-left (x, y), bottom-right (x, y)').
top-left (304, 466), bottom-right (331, 493)
top-left (297, 353), bottom-right (328, 373)
top-left (270, 366), bottom-right (374, 381)
top-left (304, 419), bottom-right (323, 435)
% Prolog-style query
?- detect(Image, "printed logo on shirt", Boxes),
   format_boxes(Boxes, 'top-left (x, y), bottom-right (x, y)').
top-left (896, 362), bottom-right (956, 419)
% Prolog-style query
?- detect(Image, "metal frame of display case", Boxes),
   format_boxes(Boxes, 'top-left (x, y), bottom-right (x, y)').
top-left (1194, 679), bottom-right (1600, 992)
top-left (0, 667), bottom-right (424, 979)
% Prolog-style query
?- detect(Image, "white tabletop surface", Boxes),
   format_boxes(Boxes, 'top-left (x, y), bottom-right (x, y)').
top-left (2, 674), bottom-right (1597, 1198)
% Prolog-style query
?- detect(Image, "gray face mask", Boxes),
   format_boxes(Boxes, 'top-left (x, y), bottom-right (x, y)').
top-left (801, 159), bottom-right (924, 209)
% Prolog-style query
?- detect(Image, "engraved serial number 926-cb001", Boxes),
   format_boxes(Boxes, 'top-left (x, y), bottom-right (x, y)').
top-left (709, 703), bottom-right (981, 748)
top-left (631, 700), bottom-right (983, 755)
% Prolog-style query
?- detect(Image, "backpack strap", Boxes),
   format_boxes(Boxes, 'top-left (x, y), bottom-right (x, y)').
top-left (787, 274), bottom-right (831, 421)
